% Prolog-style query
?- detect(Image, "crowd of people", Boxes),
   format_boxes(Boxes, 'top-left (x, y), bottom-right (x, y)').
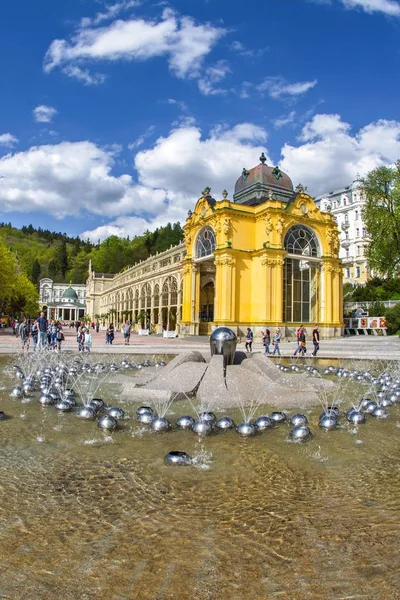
top-left (242, 325), bottom-right (320, 357)
top-left (11, 312), bottom-right (65, 351)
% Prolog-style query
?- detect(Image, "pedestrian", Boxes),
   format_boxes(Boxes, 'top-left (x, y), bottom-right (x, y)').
top-left (84, 330), bottom-right (92, 352)
top-left (19, 318), bottom-right (30, 351)
top-left (311, 324), bottom-right (320, 356)
top-left (37, 311), bottom-right (48, 348)
top-left (293, 325), bottom-right (304, 357)
top-left (77, 326), bottom-right (85, 352)
top-left (50, 320), bottom-right (58, 350)
top-left (293, 326), bottom-right (307, 357)
top-left (96, 320), bottom-right (100, 333)
top-left (245, 327), bottom-right (253, 352)
top-left (14, 319), bottom-right (20, 338)
top-left (123, 320), bottom-right (132, 345)
top-left (109, 323), bottom-right (115, 345)
top-left (56, 322), bottom-right (64, 351)
top-left (272, 328), bottom-right (281, 356)
top-left (31, 320), bottom-right (39, 351)
top-left (262, 328), bottom-right (271, 354)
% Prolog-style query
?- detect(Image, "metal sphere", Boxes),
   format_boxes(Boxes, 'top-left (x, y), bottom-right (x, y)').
top-left (371, 406), bottom-right (389, 419)
top-left (164, 451), bottom-right (192, 466)
top-left (23, 383), bottom-right (34, 394)
top-left (0, 411), bottom-right (6, 420)
top-left (291, 365), bottom-right (300, 372)
top-left (376, 391), bottom-right (385, 400)
top-left (176, 415), bottom-right (195, 430)
top-left (359, 398), bottom-right (373, 410)
top-left (290, 425), bottom-right (312, 441)
top-left (364, 400), bottom-right (378, 414)
top-left (347, 410), bottom-right (366, 425)
top-left (10, 386), bottom-right (23, 398)
top-left (156, 361), bottom-right (166, 367)
top-left (77, 406), bottom-right (96, 420)
top-left (136, 406), bottom-right (153, 416)
top-left (289, 413), bottom-right (308, 427)
top-left (254, 416), bottom-right (274, 431)
top-left (270, 411), bottom-right (287, 424)
top-left (98, 415), bottom-right (118, 431)
top-left (236, 422), bottom-right (256, 437)
top-left (216, 416), bottom-right (236, 430)
top-left (327, 405), bottom-right (341, 416)
top-left (193, 420), bottom-right (213, 436)
top-left (199, 411), bottom-right (216, 424)
top-left (380, 397), bottom-right (393, 407)
top-left (90, 398), bottom-right (105, 410)
top-left (318, 415), bottom-right (337, 431)
top-left (210, 326), bottom-right (237, 366)
top-left (16, 371), bottom-right (25, 380)
top-left (64, 397), bottom-right (77, 407)
top-left (137, 411), bottom-right (154, 424)
top-left (55, 400), bottom-right (72, 412)
top-left (39, 394), bottom-right (54, 406)
top-left (151, 417), bottom-right (171, 432)
top-left (108, 407), bottom-right (125, 420)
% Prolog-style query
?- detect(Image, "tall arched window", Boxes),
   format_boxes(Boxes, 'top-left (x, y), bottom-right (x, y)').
top-left (195, 226), bottom-right (216, 259)
top-left (283, 225), bottom-right (321, 323)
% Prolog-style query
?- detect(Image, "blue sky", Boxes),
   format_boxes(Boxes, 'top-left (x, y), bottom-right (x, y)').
top-left (1, 0), bottom-right (400, 241)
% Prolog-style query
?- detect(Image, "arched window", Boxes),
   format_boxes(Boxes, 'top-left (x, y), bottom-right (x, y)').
top-left (154, 284), bottom-right (159, 308)
top-left (195, 226), bottom-right (216, 259)
top-left (283, 226), bottom-right (321, 323)
top-left (284, 225), bottom-right (320, 257)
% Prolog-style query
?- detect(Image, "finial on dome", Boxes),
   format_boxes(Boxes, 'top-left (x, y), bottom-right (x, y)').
top-left (222, 189), bottom-right (228, 199)
top-left (259, 152), bottom-right (267, 165)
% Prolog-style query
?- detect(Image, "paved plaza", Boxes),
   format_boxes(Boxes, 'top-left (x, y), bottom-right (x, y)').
top-left (1, 326), bottom-right (399, 360)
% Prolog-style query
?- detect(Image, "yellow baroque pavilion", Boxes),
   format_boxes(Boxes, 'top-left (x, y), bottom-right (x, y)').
top-left (180, 154), bottom-right (343, 338)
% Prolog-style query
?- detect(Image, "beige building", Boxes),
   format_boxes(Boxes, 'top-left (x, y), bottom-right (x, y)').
top-left (315, 182), bottom-right (369, 284)
top-left (85, 247), bottom-right (185, 333)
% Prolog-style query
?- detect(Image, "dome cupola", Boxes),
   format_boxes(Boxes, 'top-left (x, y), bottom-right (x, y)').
top-left (233, 153), bottom-right (294, 206)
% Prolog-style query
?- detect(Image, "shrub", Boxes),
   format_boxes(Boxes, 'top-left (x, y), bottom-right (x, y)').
top-left (384, 303), bottom-right (400, 334)
top-left (367, 301), bottom-right (387, 317)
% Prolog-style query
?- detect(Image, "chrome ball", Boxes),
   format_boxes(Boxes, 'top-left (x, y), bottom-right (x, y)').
top-left (289, 414), bottom-right (308, 426)
top-left (151, 417), bottom-right (171, 432)
top-left (216, 416), bottom-right (236, 430)
top-left (326, 405), bottom-right (341, 416)
top-left (0, 412), bottom-right (6, 420)
top-left (236, 422), bottom-right (256, 437)
top-left (16, 371), bottom-right (25, 380)
top-left (371, 406), bottom-right (389, 419)
top-left (319, 415), bottom-right (337, 430)
top-left (77, 406), bottom-right (96, 420)
top-left (108, 407), bottom-right (125, 420)
top-left (176, 415), bottom-right (195, 430)
top-left (90, 398), bottom-right (105, 410)
top-left (199, 412), bottom-right (216, 424)
top-left (193, 420), bottom-right (213, 436)
top-left (164, 451), bottom-right (192, 466)
top-left (136, 406), bottom-right (153, 416)
top-left (10, 386), bottom-right (23, 398)
top-left (39, 394), bottom-right (54, 406)
top-left (359, 398), bottom-right (373, 410)
top-left (64, 396), bottom-right (77, 407)
top-left (254, 416), bottom-right (274, 431)
top-left (380, 397), bottom-right (393, 407)
top-left (55, 400), bottom-right (72, 412)
top-left (364, 400), bottom-right (378, 414)
top-left (23, 383), bottom-right (34, 394)
top-left (270, 411), bottom-right (286, 424)
top-left (290, 425), bottom-right (312, 441)
top-left (137, 411), bottom-right (154, 424)
top-left (98, 415), bottom-right (118, 431)
top-left (347, 410), bottom-right (366, 425)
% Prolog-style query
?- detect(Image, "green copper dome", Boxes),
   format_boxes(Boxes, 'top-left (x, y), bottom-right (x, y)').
top-left (62, 286), bottom-right (78, 300)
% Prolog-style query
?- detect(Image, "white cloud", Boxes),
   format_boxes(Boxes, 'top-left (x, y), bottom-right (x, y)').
top-left (340, 0), bottom-right (400, 16)
top-left (166, 98), bottom-right (189, 111)
top-left (128, 125), bottom-right (156, 150)
top-left (258, 77), bottom-right (317, 100)
top-left (44, 9), bottom-right (226, 81)
top-left (281, 114), bottom-right (400, 194)
top-left (80, 0), bottom-right (140, 28)
top-left (0, 141), bottom-right (166, 219)
top-left (197, 60), bottom-right (230, 96)
top-left (273, 111), bottom-right (296, 129)
top-left (0, 133), bottom-right (18, 147)
top-left (229, 40), bottom-right (268, 57)
top-left (62, 65), bottom-right (106, 85)
top-left (33, 105), bottom-right (57, 123)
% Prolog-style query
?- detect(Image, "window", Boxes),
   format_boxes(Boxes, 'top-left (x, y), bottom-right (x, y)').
top-left (356, 267), bottom-right (361, 278)
top-left (195, 227), bottom-right (216, 259)
top-left (362, 228), bottom-right (366, 237)
top-left (356, 228), bottom-right (359, 237)
top-left (356, 246), bottom-right (360, 256)
top-left (345, 213), bottom-right (349, 224)
top-left (284, 225), bottom-right (320, 257)
top-left (346, 268), bottom-right (350, 278)
top-left (355, 210), bottom-right (358, 220)
top-left (346, 248), bottom-right (349, 258)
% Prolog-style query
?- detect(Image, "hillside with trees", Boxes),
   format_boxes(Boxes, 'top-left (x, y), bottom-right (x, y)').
top-left (0, 221), bottom-right (184, 287)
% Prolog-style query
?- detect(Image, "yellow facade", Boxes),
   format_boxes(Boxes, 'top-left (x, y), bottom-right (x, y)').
top-left (180, 191), bottom-right (343, 339)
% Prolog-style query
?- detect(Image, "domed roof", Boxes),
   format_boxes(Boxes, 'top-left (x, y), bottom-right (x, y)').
top-left (62, 286), bottom-right (78, 300)
top-left (233, 153), bottom-right (294, 206)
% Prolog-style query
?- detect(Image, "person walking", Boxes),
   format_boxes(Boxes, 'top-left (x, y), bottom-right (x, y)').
top-left (311, 324), bottom-right (320, 356)
top-left (31, 320), bottom-right (39, 351)
top-left (123, 320), bottom-right (132, 345)
top-left (108, 323), bottom-right (115, 345)
top-left (262, 328), bottom-right (271, 354)
top-left (56, 322), bottom-right (64, 351)
top-left (19, 318), bottom-right (30, 351)
top-left (272, 328), bottom-right (281, 356)
top-left (293, 325), bottom-right (304, 357)
top-left (77, 325), bottom-right (85, 352)
top-left (245, 327), bottom-right (253, 352)
top-left (37, 311), bottom-right (48, 349)
top-left (84, 329), bottom-right (92, 352)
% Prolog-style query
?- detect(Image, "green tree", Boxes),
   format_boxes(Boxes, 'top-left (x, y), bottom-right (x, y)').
top-left (56, 239), bottom-right (69, 278)
top-left (0, 241), bottom-right (39, 315)
top-left (30, 258), bottom-right (41, 285)
top-left (359, 161), bottom-right (400, 277)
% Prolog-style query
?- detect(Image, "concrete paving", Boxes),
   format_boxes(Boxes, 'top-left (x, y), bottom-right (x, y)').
top-left (1, 326), bottom-right (399, 360)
